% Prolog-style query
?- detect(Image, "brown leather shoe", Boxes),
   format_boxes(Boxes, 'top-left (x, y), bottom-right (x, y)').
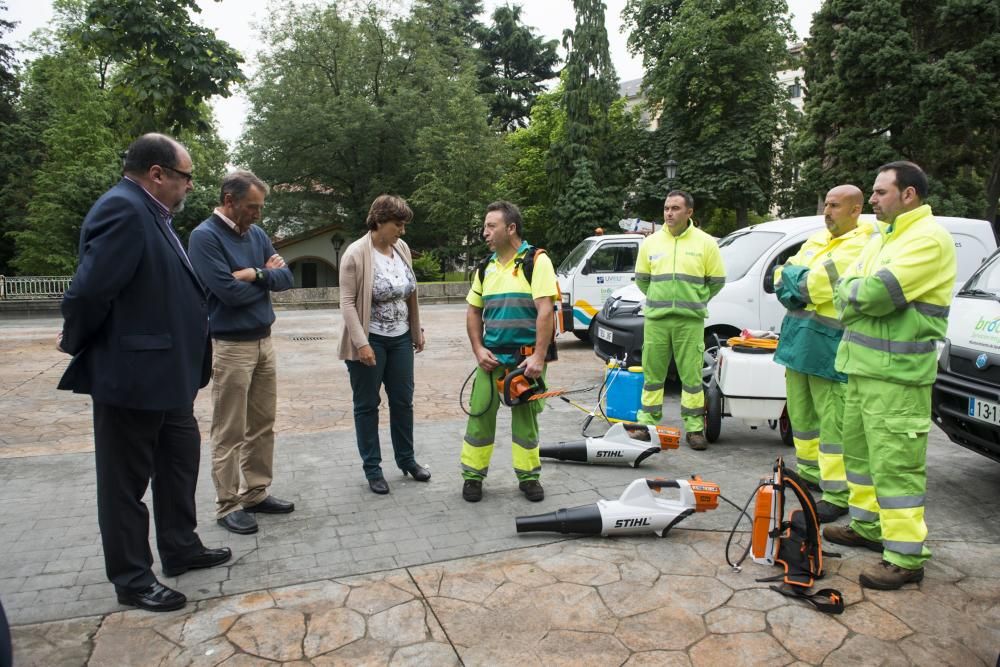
top-left (823, 524), bottom-right (882, 553)
top-left (686, 432), bottom-right (707, 450)
top-left (859, 560), bottom-right (924, 590)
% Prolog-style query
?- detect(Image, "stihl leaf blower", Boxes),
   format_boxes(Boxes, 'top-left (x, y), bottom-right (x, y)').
top-left (515, 476), bottom-right (720, 537)
top-left (538, 422), bottom-right (681, 467)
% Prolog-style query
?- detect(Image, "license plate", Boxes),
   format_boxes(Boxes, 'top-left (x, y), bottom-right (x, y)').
top-left (597, 327), bottom-right (614, 343)
top-left (968, 396), bottom-right (1000, 425)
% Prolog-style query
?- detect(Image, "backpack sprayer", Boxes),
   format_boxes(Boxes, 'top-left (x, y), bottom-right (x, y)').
top-left (515, 475), bottom-right (720, 537)
top-left (538, 422), bottom-right (680, 468)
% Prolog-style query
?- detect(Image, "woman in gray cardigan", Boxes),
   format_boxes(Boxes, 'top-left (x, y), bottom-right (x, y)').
top-left (339, 195), bottom-right (430, 494)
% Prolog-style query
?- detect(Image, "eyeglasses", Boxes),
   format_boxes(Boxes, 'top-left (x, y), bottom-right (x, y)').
top-left (162, 165), bottom-right (193, 183)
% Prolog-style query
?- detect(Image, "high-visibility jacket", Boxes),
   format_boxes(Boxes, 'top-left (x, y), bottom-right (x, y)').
top-left (834, 205), bottom-right (956, 386)
top-left (774, 223), bottom-right (874, 382)
top-left (467, 240), bottom-right (558, 366)
top-left (635, 223), bottom-right (725, 320)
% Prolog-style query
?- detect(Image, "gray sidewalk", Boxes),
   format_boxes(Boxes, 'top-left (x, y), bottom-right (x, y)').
top-left (2, 306), bottom-right (1000, 665)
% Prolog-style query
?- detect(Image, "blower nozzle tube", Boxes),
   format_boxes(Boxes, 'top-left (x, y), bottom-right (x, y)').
top-left (515, 504), bottom-right (603, 534)
top-left (538, 441), bottom-right (589, 463)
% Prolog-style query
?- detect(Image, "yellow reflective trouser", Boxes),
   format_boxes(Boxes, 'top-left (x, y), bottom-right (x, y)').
top-left (784, 370), bottom-right (849, 507)
top-left (460, 366), bottom-right (542, 482)
top-left (638, 316), bottom-right (704, 433)
top-left (842, 375), bottom-right (932, 570)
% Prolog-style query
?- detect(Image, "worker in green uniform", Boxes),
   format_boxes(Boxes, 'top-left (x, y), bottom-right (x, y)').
top-left (774, 185), bottom-right (873, 522)
top-left (825, 161), bottom-right (956, 590)
top-left (634, 190), bottom-right (725, 450)
top-left (460, 201), bottom-right (558, 503)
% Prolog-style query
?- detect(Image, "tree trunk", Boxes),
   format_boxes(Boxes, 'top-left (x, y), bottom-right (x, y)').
top-left (736, 205), bottom-right (749, 228)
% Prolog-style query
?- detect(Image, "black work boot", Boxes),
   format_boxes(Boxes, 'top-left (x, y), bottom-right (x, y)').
top-left (815, 500), bottom-right (849, 523)
top-left (823, 524), bottom-right (882, 553)
top-left (859, 560), bottom-right (924, 590)
top-left (518, 479), bottom-right (544, 502)
top-left (462, 479), bottom-right (483, 502)
top-left (686, 432), bottom-right (707, 450)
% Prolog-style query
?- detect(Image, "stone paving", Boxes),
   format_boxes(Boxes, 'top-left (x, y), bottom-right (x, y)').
top-left (2, 306), bottom-right (1000, 665)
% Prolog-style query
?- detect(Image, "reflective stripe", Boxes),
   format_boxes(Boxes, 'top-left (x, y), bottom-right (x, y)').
top-left (483, 297), bottom-right (536, 311)
top-left (797, 457), bottom-right (818, 467)
top-left (641, 402), bottom-right (662, 411)
top-left (819, 442), bottom-right (844, 455)
top-left (514, 465), bottom-right (542, 475)
top-left (681, 384), bottom-right (703, 395)
top-left (912, 301), bottom-right (949, 318)
top-left (797, 270), bottom-right (811, 304)
top-left (512, 435), bottom-right (538, 450)
top-left (823, 258), bottom-right (839, 286)
top-left (883, 539), bottom-right (925, 556)
top-left (680, 406), bottom-right (704, 416)
top-left (849, 280), bottom-right (860, 310)
top-left (847, 471), bottom-right (873, 486)
top-left (463, 433), bottom-right (493, 447)
top-left (842, 330), bottom-right (935, 355)
top-left (875, 268), bottom-right (908, 310)
top-left (877, 494), bottom-right (925, 509)
top-left (485, 318), bottom-right (537, 330)
top-left (635, 272), bottom-right (651, 281)
top-left (673, 300), bottom-right (707, 311)
top-left (786, 309), bottom-right (844, 330)
top-left (793, 429), bottom-right (820, 440)
top-left (849, 505), bottom-right (879, 522)
top-left (461, 463), bottom-right (489, 476)
top-left (644, 382), bottom-right (664, 392)
top-left (706, 276), bottom-right (725, 285)
top-left (820, 479), bottom-right (848, 491)
top-left (650, 272), bottom-right (704, 284)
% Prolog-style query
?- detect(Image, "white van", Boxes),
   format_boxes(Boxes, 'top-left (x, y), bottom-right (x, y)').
top-left (933, 247), bottom-right (1000, 463)
top-left (591, 215), bottom-right (997, 366)
top-left (555, 233), bottom-right (644, 339)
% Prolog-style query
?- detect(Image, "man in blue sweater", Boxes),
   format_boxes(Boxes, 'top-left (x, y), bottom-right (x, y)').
top-left (188, 170), bottom-right (295, 535)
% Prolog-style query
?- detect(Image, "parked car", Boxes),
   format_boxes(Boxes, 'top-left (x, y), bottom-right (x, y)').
top-left (591, 215), bottom-right (998, 372)
top-left (933, 246), bottom-right (1000, 463)
top-left (555, 233), bottom-right (643, 340)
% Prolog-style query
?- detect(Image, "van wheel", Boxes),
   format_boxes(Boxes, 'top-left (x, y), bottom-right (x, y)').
top-left (702, 333), bottom-right (721, 386)
top-left (705, 380), bottom-right (723, 443)
top-left (779, 405), bottom-right (794, 447)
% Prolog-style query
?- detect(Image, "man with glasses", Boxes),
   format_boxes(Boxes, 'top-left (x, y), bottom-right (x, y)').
top-left (188, 171), bottom-right (295, 535)
top-left (58, 133), bottom-right (230, 612)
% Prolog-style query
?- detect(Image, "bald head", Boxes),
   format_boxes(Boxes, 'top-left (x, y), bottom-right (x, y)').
top-left (823, 184), bottom-right (863, 237)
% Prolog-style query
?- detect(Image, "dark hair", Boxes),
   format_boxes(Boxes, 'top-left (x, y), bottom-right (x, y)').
top-left (877, 161), bottom-right (928, 200)
top-left (123, 133), bottom-right (181, 175)
top-left (486, 200), bottom-right (523, 237)
top-left (220, 170), bottom-right (269, 204)
top-left (665, 190), bottom-right (694, 209)
top-left (366, 194), bottom-right (413, 231)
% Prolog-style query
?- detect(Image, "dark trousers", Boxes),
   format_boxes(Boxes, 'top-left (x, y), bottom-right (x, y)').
top-left (93, 401), bottom-right (203, 593)
top-left (345, 330), bottom-right (417, 480)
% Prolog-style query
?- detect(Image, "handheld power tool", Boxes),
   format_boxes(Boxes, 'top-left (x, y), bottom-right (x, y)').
top-left (538, 422), bottom-right (680, 467)
top-left (515, 475), bottom-right (720, 537)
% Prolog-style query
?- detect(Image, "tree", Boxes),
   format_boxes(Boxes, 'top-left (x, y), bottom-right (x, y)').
top-left (548, 0), bottom-right (627, 258)
top-left (628, 0), bottom-right (795, 228)
top-left (793, 0), bottom-right (1000, 225)
top-left (77, 0), bottom-right (244, 134)
top-left (0, 1), bottom-right (21, 272)
top-left (477, 5), bottom-right (560, 131)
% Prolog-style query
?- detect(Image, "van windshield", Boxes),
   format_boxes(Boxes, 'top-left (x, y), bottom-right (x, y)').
top-left (960, 250), bottom-right (1000, 297)
top-left (557, 239), bottom-right (596, 274)
top-left (717, 230), bottom-right (784, 281)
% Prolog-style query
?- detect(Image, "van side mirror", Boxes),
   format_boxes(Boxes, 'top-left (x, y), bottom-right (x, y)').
top-left (764, 265), bottom-right (777, 293)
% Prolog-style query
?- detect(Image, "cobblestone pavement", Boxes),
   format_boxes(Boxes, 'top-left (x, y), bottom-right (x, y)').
top-left (2, 306), bottom-right (999, 665)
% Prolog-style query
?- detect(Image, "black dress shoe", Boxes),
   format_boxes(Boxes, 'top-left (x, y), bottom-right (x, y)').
top-left (162, 546), bottom-right (233, 577)
top-left (117, 581), bottom-right (186, 612)
top-left (369, 477), bottom-right (390, 494)
top-left (217, 509), bottom-right (258, 535)
top-left (402, 463), bottom-right (431, 482)
top-left (245, 496), bottom-right (295, 514)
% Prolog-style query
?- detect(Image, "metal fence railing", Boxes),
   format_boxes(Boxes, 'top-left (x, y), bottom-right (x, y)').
top-left (0, 276), bottom-right (72, 300)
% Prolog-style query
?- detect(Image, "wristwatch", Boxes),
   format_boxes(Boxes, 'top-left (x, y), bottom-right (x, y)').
top-left (254, 268), bottom-right (264, 282)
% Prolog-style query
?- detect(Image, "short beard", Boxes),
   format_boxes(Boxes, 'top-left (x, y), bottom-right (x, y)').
top-left (172, 197), bottom-right (187, 214)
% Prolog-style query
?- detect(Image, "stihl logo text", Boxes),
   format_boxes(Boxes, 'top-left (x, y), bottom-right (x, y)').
top-left (596, 450), bottom-right (622, 458)
top-left (614, 517), bottom-right (651, 528)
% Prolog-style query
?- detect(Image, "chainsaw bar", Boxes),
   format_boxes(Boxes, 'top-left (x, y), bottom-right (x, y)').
top-left (528, 385), bottom-right (598, 401)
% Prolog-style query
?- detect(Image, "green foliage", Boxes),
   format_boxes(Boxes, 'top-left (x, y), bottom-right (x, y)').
top-left (793, 0), bottom-right (1000, 224)
top-left (411, 251), bottom-right (442, 281)
top-left (477, 5), bottom-right (560, 131)
top-left (78, 0), bottom-right (244, 134)
top-left (626, 0), bottom-right (794, 227)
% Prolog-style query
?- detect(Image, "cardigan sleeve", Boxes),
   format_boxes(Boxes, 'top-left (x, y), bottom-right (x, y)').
top-left (339, 245), bottom-right (369, 350)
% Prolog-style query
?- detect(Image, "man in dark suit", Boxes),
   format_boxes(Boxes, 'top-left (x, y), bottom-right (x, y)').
top-left (59, 133), bottom-right (231, 612)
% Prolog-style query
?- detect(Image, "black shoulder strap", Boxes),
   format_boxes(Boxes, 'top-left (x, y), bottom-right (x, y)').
top-left (520, 245), bottom-right (542, 285)
top-left (475, 255), bottom-right (491, 292)
top-left (770, 584), bottom-right (845, 614)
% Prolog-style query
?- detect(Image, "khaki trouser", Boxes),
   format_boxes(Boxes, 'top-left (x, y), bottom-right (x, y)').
top-left (210, 337), bottom-right (277, 518)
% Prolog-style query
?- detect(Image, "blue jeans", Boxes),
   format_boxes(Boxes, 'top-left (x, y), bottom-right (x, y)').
top-left (345, 330), bottom-right (417, 480)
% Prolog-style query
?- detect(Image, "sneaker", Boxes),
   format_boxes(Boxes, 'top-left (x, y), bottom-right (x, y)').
top-left (462, 479), bottom-right (483, 502)
top-left (815, 500), bottom-right (849, 523)
top-left (859, 560), bottom-right (924, 590)
top-left (823, 524), bottom-right (883, 553)
top-left (686, 432), bottom-right (707, 450)
top-left (518, 479), bottom-right (545, 502)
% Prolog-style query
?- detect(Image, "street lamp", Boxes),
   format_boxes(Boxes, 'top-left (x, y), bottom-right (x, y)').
top-left (664, 158), bottom-right (678, 187)
top-left (330, 235), bottom-right (344, 268)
